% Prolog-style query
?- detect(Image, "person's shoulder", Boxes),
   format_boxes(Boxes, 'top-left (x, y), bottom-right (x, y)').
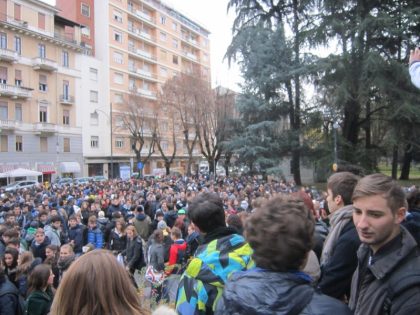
top-left (307, 291), bottom-right (352, 314)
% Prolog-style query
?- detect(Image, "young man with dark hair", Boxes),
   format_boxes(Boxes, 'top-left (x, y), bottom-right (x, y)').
top-left (216, 195), bottom-right (351, 314)
top-left (318, 171), bottom-right (360, 300)
top-left (44, 215), bottom-right (62, 247)
top-left (176, 192), bottom-right (253, 315)
top-left (349, 174), bottom-right (420, 314)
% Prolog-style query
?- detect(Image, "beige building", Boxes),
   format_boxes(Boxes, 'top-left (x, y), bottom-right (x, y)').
top-left (0, 0), bottom-right (87, 182)
top-left (92, 0), bottom-right (211, 176)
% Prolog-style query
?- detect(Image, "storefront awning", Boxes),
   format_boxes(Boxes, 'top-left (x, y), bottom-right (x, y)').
top-left (37, 163), bottom-right (56, 174)
top-left (59, 162), bottom-right (81, 173)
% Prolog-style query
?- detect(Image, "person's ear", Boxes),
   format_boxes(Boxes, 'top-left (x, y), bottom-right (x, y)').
top-left (335, 194), bottom-right (343, 206)
top-left (395, 207), bottom-right (406, 224)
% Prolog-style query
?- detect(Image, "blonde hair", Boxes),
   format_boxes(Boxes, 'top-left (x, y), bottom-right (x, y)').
top-left (50, 250), bottom-right (148, 315)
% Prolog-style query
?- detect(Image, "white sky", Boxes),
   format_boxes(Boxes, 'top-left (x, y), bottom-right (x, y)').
top-left (41, 0), bottom-right (242, 91)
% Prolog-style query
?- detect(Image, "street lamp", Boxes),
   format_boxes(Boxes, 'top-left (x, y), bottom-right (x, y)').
top-left (333, 121), bottom-right (339, 167)
top-left (93, 102), bottom-right (113, 179)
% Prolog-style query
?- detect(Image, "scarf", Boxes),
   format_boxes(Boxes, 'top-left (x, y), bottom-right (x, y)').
top-left (320, 205), bottom-right (354, 266)
top-left (58, 255), bottom-right (75, 272)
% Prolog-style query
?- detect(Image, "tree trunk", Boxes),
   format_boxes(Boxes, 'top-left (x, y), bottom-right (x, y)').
top-left (165, 161), bottom-right (170, 175)
top-left (399, 144), bottom-right (412, 180)
top-left (208, 158), bottom-right (215, 174)
top-left (291, 149), bottom-right (301, 185)
top-left (391, 145), bottom-right (398, 180)
top-left (186, 158), bottom-right (192, 177)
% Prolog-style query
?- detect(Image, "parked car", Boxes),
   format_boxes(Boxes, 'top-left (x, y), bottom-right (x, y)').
top-left (73, 177), bottom-right (93, 185)
top-left (54, 177), bottom-right (74, 188)
top-left (3, 180), bottom-right (39, 192)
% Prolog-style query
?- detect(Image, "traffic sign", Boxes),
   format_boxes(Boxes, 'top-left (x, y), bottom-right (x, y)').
top-left (137, 162), bottom-right (144, 170)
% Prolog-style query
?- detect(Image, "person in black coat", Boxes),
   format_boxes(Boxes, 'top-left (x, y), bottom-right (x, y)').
top-left (67, 216), bottom-right (84, 255)
top-left (216, 195), bottom-right (352, 315)
top-left (30, 228), bottom-right (51, 261)
top-left (121, 225), bottom-right (144, 274)
top-left (0, 264), bottom-right (20, 315)
top-left (108, 219), bottom-right (127, 254)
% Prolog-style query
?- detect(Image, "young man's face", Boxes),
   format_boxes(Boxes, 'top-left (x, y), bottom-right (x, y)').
top-left (35, 232), bottom-right (45, 243)
top-left (52, 220), bottom-right (61, 229)
top-left (6, 215), bottom-right (16, 224)
top-left (353, 194), bottom-right (405, 253)
top-left (69, 219), bottom-right (77, 228)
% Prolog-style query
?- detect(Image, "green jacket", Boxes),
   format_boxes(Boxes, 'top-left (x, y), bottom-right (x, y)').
top-left (176, 231), bottom-right (254, 315)
top-left (26, 289), bottom-right (53, 315)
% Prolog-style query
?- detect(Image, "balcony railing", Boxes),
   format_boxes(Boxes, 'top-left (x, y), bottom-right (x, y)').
top-left (129, 86), bottom-right (157, 99)
top-left (32, 57), bottom-right (58, 71)
top-left (183, 51), bottom-right (198, 61)
top-left (0, 48), bottom-right (19, 63)
top-left (128, 26), bottom-right (154, 41)
top-left (59, 95), bottom-right (75, 105)
top-left (0, 119), bottom-right (16, 130)
top-left (33, 122), bottom-right (56, 134)
top-left (0, 84), bottom-right (32, 99)
top-left (128, 6), bottom-right (155, 24)
top-left (128, 46), bottom-right (157, 61)
top-left (128, 67), bottom-right (157, 80)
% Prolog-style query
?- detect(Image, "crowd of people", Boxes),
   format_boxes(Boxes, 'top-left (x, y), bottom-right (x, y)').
top-left (0, 171), bottom-right (419, 314)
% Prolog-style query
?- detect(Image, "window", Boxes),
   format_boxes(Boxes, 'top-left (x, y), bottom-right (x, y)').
top-left (90, 112), bottom-right (98, 126)
top-left (15, 104), bottom-right (22, 121)
top-left (38, 13), bottom-right (45, 30)
top-left (113, 51), bottom-right (123, 64)
top-left (160, 32), bottom-right (166, 41)
top-left (81, 3), bottom-right (90, 17)
top-left (161, 141), bottom-right (168, 151)
top-left (91, 136), bottom-right (99, 148)
top-left (114, 93), bottom-right (123, 103)
top-left (14, 4), bottom-right (21, 21)
top-left (15, 70), bottom-right (22, 86)
top-left (38, 44), bottom-right (46, 58)
top-left (0, 67), bottom-right (7, 84)
top-left (203, 53), bottom-right (209, 62)
top-left (63, 138), bottom-right (70, 152)
top-left (161, 16), bottom-right (166, 24)
top-left (172, 55), bottom-right (178, 65)
top-left (115, 137), bottom-right (124, 148)
top-left (0, 103), bottom-right (8, 120)
top-left (0, 33), bottom-right (6, 49)
top-left (81, 26), bottom-right (90, 37)
top-left (14, 36), bottom-right (21, 55)
top-left (172, 38), bottom-right (178, 48)
top-left (40, 137), bottom-right (48, 153)
top-left (0, 135), bottom-right (7, 152)
top-left (114, 30), bottom-right (122, 43)
top-left (160, 67), bottom-right (167, 77)
top-left (160, 49), bottom-right (167, 60)
top-left (39, 74), bottom-right (47, 92)
top-left (62, 51), bottom-right (69, 67)
top-left (113, 10), bottom-right (122, 23)
top-left (63, 80), bottom-right (69, 99)
top-left (172, 22), bottom-right (177, 31)
top-left (114, 72), bottom-right (123, 84)
top-left (63, 110), bottom-right (70, 125)
top-left (89, 68), bottom-right (98, 81)
top-left (39, 105), bottom-right (47, 122)
top-left (15, 135), bottom-right (22, 152)
top-left (90, 90), bottom-right (98, 103)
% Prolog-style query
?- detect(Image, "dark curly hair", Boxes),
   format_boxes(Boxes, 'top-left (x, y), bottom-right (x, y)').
top-left (245, 195), bottom-right (314, 272)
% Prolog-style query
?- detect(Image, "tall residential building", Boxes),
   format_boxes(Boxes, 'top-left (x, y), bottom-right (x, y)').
top-left (87, 0), bottom-right (211, 177)
top-left (0, 0), bottom-right (86, 183)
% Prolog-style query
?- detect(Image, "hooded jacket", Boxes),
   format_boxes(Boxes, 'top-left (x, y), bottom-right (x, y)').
top-left (215, 269), bottom-right (352, 315)
top-left (26, 288), bottom-right (53, 315)
top-left (176, 228), bottom-right (254, 315)
top-left (133, 213), bottom-right (152, 241)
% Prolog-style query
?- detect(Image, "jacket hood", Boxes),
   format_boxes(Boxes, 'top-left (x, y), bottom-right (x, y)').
top-left (185, 233), bottom-right (253, 288)
top-left (222, 269), bottom-right (314, 314)
top-left (136, 213), bottom-right (147, 221)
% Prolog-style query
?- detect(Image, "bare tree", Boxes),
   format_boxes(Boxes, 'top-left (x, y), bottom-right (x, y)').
top-left (120, 95), bottom-right (156, 173)
top-left (160, 73), bottom-right (203, 176)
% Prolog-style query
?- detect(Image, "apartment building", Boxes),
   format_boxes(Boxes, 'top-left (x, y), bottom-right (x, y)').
top-left (0, 0), bottom-right (86, 182)
top-left (89, 0), bottom-right (211, 177)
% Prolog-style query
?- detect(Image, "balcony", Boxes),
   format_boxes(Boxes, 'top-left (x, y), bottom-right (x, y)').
top-left (128, 6), bottom-right (155, 24)
top-left (182, 34), bottom-right (199, 46)
top-left (0, 48), bottom-right (19, 63)
top-left (32, 57), bottom-right (58, 72)
top-left (0, 119), bottom-right (16, 131)
top-left (33, 122), bottom-right (56, 135)
top-left (0, 84), bottom-right (32, 99)
top-left (128, 67), bottom-right (157, 80)
top-left (59, 95), bottom-right (74, 105)
top-left (128, 46), bottom-right (157, 62)
top-left (128, 26), bottom-right (154, 41)
top-left (129, 86), bottom-right (157, 100)
top-left (183, 51), bottom-right (198, 61)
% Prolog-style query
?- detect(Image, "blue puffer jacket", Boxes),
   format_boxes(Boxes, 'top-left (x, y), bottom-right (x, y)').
top-left (86, 226), bottom-right (103, 249)
top-left (215, 268), bottom-right (352, 315)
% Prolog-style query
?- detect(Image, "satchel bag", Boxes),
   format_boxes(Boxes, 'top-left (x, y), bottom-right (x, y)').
top-left (144, 247), bottom-right (164, 284)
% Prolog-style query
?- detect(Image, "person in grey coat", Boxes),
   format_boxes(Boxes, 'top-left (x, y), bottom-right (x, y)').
top-left (148, 230), bottom-right (165, 272)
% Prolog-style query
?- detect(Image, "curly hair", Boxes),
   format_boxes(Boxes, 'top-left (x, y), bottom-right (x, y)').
top-left (245, 195), bottom-right (314, 272)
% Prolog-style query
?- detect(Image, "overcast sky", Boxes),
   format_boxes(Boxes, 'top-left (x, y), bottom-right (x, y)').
top-left (41, 0), bottom-right (242, 90)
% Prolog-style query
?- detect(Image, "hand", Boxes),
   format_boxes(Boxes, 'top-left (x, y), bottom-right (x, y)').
top-left (409, 47), bottom-right (420, 66)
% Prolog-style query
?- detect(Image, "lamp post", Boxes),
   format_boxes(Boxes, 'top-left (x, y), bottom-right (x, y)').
top-left (93, 102), bottom-right (113, 179)
top-left (333, 121), bottom-right (339, 166)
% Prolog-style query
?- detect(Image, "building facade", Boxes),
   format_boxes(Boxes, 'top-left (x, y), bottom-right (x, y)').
top-left (90, 0), bottom-right (211, 177)
top-left (0, 0), bottom-right (87, 183)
